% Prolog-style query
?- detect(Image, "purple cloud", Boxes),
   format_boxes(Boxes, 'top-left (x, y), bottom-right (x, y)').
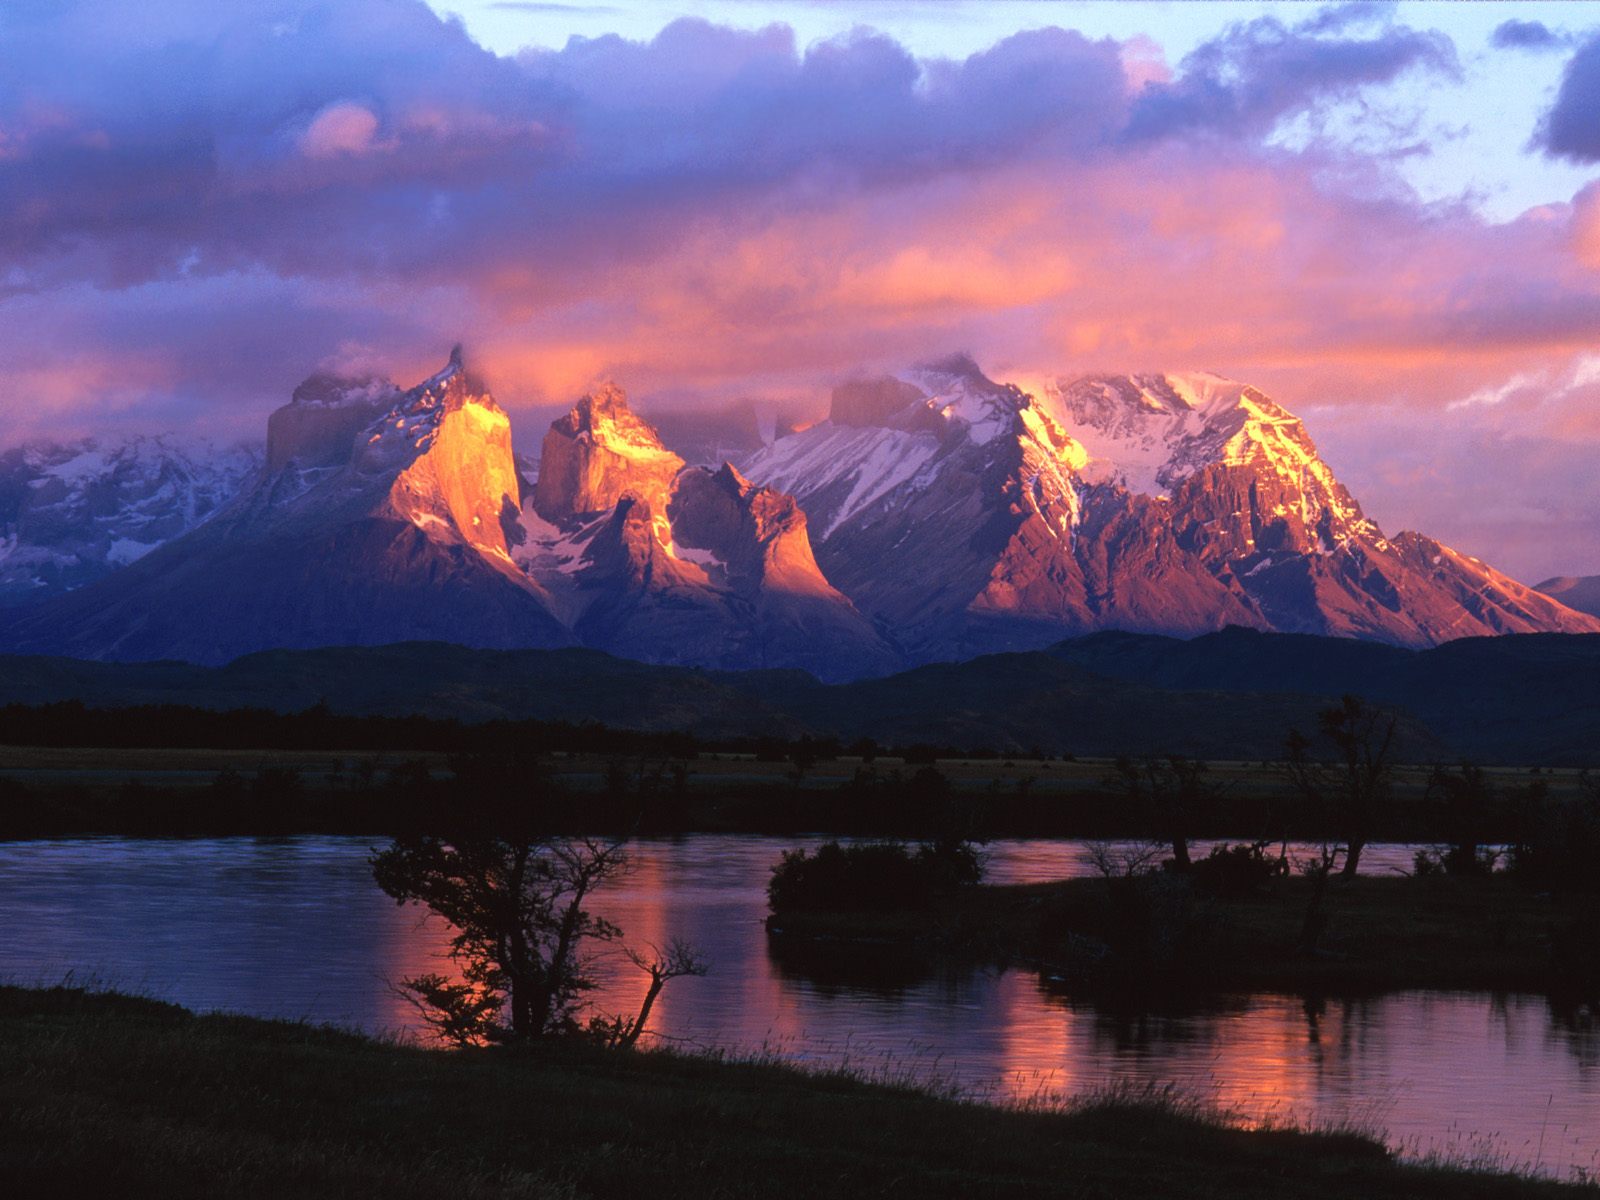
top-left (1539, 34), bottom-right (1600, 161)
top-left (1490, 20), bottom-right (1571, 52)
top-left (1124, 15), bottom-right (1456, 142)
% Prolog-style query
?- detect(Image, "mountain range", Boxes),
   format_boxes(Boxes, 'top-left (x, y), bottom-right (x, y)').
top-left (1, 348), bottom-right (1595, 677)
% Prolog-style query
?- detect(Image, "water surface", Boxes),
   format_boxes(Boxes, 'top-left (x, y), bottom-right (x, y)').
top-left (0, 835), bottom-right (1593, 1179)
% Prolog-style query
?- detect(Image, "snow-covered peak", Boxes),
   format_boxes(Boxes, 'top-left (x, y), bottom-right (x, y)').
top-left (903, 353), bottom-right (1034, 446)
top-left (0, 433), bottom-right (260, 603)
top-left (1048, 372), bottom-right (1320, 497)
top-left (354, 348), bottom-right (502, 476)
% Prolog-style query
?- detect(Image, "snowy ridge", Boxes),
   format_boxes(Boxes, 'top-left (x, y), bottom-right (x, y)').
top-left (0, 434), bottom-right (260, 604)
top-left (740, 424), bottom-right (943, 538)
top-left (1048, 372), bottom-right (1376, 546)
top-left (738, 355), bottom-right (1600, 655)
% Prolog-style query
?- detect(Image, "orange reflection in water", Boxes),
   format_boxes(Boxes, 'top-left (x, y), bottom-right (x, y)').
top-left (355, 837), bottom-right (1597, 1178)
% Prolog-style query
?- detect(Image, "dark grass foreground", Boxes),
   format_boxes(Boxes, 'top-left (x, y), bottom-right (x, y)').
top-left (0, 987), bottom-right (1590, 1199)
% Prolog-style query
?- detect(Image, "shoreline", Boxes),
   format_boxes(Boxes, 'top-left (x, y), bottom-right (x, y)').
top-left (0, 984), bottom-right (1590, 1197)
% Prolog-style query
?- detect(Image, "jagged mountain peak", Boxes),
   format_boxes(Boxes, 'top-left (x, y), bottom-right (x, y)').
top-left (288, 372), bottom-right (399, 411)
top-left (534, 383), bottom-right (685, 523)
top-left (354, 350), bottom-right (500, 464)
top-left (1042, 371), bottom-right (1371, 556)
top-left (560, 383), bottom-right (678, 457)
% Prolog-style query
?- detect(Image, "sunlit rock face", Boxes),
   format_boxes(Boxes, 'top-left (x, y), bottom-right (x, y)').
top-left (378, 357), bottom-right (522, 561)
top-left (533, 384), bottom-right (686, 522)
top-left (0, 350), bottom-right (571, 664)
top-left (6, 345), bottom-right (1593, 675)
top-left (741, 357), bottom-right (1600, 661)
top-left (519, 387), bottom-right (898, 680)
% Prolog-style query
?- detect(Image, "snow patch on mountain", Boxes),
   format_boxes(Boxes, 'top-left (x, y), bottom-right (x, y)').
top-left (0, 434), bottom-right (261, 605)
top-left (741, 424), bottom-right (943, 538)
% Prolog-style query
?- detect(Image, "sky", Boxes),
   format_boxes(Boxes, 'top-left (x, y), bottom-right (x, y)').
top-left (1, 0), bottom-right (1598, 581)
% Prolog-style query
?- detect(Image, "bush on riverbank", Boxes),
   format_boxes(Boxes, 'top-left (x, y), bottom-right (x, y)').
top-left (0, 985), bottom-right (1586, 1199)
top-left (1508, 781), bottom-right (1600, 895)
top-left (768, 839), bottom-right (983, 913)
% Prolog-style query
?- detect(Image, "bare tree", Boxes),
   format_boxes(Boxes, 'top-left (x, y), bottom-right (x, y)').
top-left (372, 832), bottom-right (702, 1046)
top-left (594, 939), bottom-right (709, 1049)
top-left (1424, 762), bottom-right (1496, 875)
top-left (1284, 695), bottom-right (1399, 879)
top-left (1112, 755), bottom-right (1224, 873)
top-left (1294, 841), bottom-right (1344, 956)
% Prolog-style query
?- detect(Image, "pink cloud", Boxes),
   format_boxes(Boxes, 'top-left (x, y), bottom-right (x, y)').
top-left (0, 2), bottom-right (1597, 578)
top-left (299, 102), bottom-right (382, 158)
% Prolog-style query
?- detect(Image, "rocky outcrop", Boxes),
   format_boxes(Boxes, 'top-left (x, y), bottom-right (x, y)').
top-left (0, 350), bottom-right (571, 663)
top-left (829, 377), bottom-right (928, 428)
top-left (6, 349), bottom-right (1594, 677)
top-left (265, 374), bottom-right (397, 472)
top-left (520, 387), bottom-right (899, 680)
top-left (532, 385), bottom-right (685, 521)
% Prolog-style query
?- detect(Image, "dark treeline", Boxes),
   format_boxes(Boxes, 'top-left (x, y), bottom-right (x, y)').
top-left (0, 699), bottom-right (997, 763)
top-left (0, 697), bottom-right (1586, 847)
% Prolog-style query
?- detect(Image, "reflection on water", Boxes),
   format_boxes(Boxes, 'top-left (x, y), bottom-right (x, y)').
top-left (0, 835), bottom-right (1594, 1178)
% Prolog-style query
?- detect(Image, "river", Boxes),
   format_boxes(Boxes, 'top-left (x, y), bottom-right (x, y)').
top-left (0, 835), bottom-right (1593, 1179)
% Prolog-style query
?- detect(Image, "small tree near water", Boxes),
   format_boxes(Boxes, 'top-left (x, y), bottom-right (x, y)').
top-left (1111, 755), bottom-right (1223, 873)
top-left (1284, 695), bottom-right (1398, 879)
top-left (372, 832), bottom-right (705, 1047)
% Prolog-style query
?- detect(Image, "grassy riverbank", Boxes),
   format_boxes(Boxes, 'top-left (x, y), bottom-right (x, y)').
top-left (1, 741), bottom-right (1587, 840)
top-left (0, 986), bottom-right (1589, 1198)
top-left (768, 874), bottom-right (1600, 995)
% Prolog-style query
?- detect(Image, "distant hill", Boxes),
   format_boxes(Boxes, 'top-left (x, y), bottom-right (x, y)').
top-left (3, 629), bottom-right (1599, 764)
top-left (1536, 575), bottom-right (1600, 619)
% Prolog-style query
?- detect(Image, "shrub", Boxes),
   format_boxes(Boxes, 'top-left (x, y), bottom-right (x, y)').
top-left (1187, 841), bottom-right (1286, 899)
top-left (1507, 782), bottom-right (1600, 895)
top-left (767, 839), bottom-right (982, 914)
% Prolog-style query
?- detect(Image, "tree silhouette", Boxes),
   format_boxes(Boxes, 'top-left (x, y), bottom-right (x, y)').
top-left (373, 831), bottom-right (704, 1046)
top-left (1284, 696), bottom-right (1398, 878)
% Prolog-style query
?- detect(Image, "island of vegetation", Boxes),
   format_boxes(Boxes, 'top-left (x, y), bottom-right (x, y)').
top-left (766, 701), bottom-right (1600, 999)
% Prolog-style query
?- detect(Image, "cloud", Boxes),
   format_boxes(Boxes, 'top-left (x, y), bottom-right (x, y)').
top-left (1573, 182), bottom-right (1600, 268)
top-left (489, 3), bottom-right (619, 12)
top-left (1296, 2), bottom-right (1398, 36)
top-left (1538, 34), bottom-right (1600, 161)
top-left (1124, 15), bottom-right (1456, 142)
top-left (0, 0), bottom-right (1598, 577)
top-left (299, 102), bottom-right (383, 158)
top-left (1490, 19), bottom-right (1571, 52)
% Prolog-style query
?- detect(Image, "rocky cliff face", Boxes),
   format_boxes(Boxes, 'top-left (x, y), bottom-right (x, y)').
top-left (741, 358), bottom-right (1600, 659)
top-left (265, 374), bottom-right (397, 472)
top-left (0, 350), bottom-right (570, 664)
top-left (532, 384), bottom-right (686, 521)
top-left (518, 388), bottom-right (899, 680)
top-left (5, 348), bottom-right (1594, 676)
